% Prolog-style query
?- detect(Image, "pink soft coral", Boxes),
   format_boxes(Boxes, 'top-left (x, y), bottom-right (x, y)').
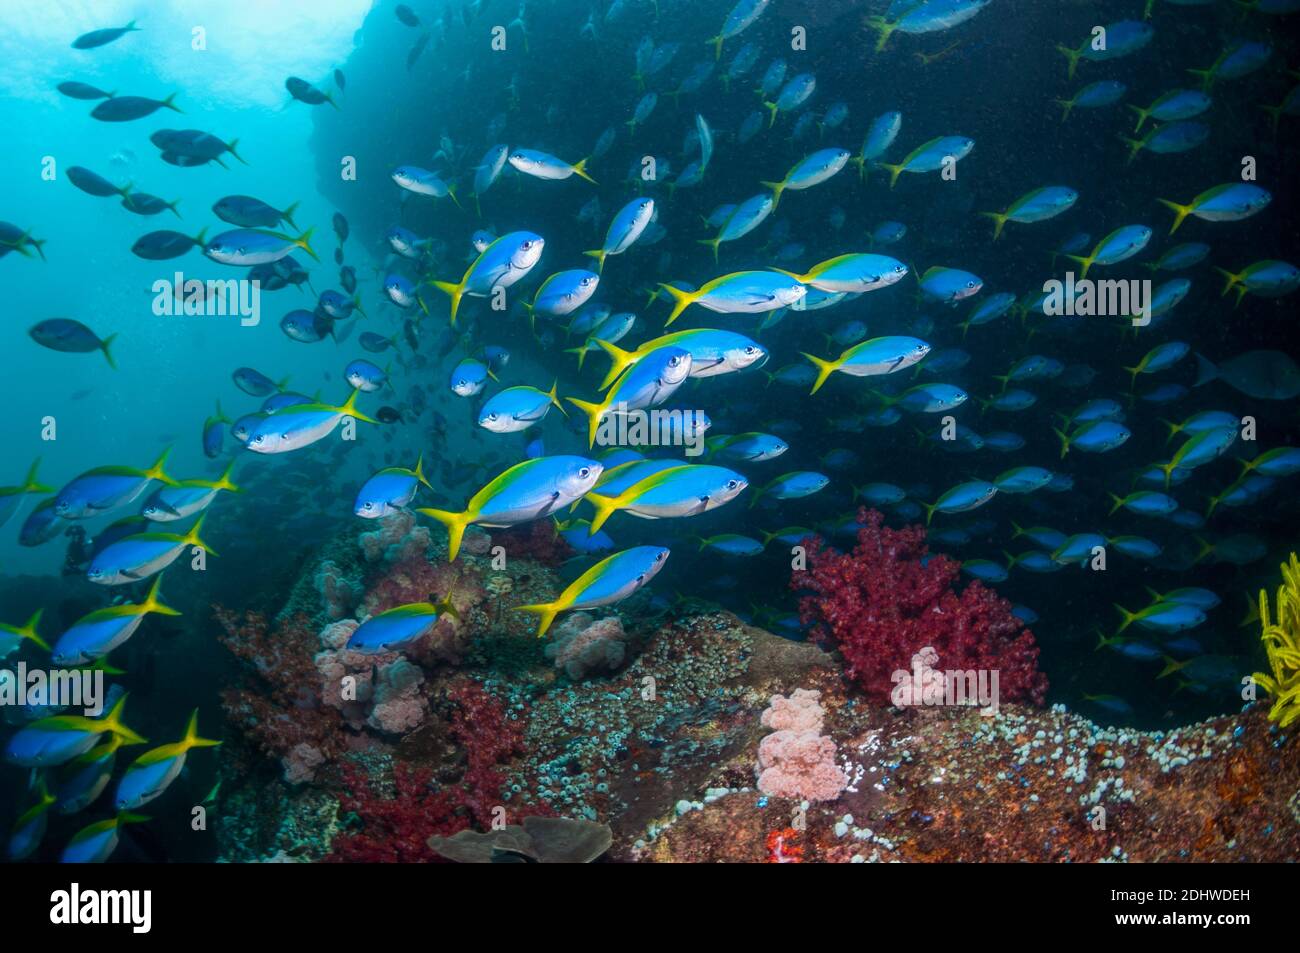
top-left (756, 690), bottom-right (845, 802)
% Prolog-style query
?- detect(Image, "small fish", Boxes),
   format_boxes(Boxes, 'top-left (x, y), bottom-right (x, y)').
top-left (29, 319), bottom-right (117, 367)
top-left (72, 21), bottom-right (140, 50)
top-left (418, 456), bottom-right (603, 560)
top-left (517, 546), bottom-right (670, 636)
top-left (347, 594), bottom-right (460, 654)
top-left (91, 93), bottom-right (180, 122)
top-left (285, 76), bottom-right (339, 109)
top-left (354, 456), bottom-right (432, 518)
top-left (508, 149), bottom-right (596, 184)
top-left (114, 710), bottom-right (220, 809)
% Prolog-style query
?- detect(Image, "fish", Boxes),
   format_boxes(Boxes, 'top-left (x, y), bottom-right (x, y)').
top-left (61, 812), bottom-right (151, 864)
top-left (517, 546), bottom-right (670, 636)
top-left (245, 391), bottom-right (377, 454)
top-left (508, 149), bottom-right (596, 184)
top-left (479, 384), bottom-right (566, 433)
top-left (761, 148), bottom-right (850, 209)
top-left (429, 231), bottom-right (545, 325)
top-left (567, 347), bottom-right (694, 446)
top-left (583, 464), bottom-right (748, 534)
top-left (114, 710), bottom-right (220, 810)
top-left (141, 463), bottom-right (240, 522)
top-left (659, 271), bottom-right (806, 325)
top-left (204, 228), bottom-right (317, 266)
top-left (91, 93), bottom-right (180, 122)
top-left (5, 695), bottom-right (146, 768)
top-left (594, 329), bottom-right (766, 388)
top-left (213, 196), bottom-right (299, 230)
top-left (1157, 184), bottom-right (1271, 234)
top-left (72, 21), bottom-right (140, 50)
top-left (418, 456), bottom-right (603, 560)
top-left (346, 594), bottom-right (460, 654)
top-left (28, 319), bottom-right (117, 367)
top-left (876, 135), bottom-right (974, 188)
top-left (67, 166), bottom-right (128, 198)
top-left (86, 514), bottom-right (217, 585)
top-left (584, 198), bottom-right (654, 273)
top-left (980, 187), bottom-right (1078, 240)
top-left (57, 81), bottom-right (115, 100)
top-left (286, 76), bottom-right (338, 109)
top-left (801, 336), bottom-right (931, 394)
top-left (354, 457), bottom-right (432, 519)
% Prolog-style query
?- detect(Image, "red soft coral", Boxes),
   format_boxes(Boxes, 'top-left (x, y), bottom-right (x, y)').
top-left (793, 509), bottom-right (1048, 706)
top-left (327, 761), bottom-right (457, 863)
top-left (215, 608), bottom-right (346, 764)
top-left (325, 682), bottom-right (540, 862)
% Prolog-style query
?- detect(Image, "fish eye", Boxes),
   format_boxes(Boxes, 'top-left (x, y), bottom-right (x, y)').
top-left (579, 467), bottom-right (592, 479)
top-left (363, 502), bottom-right (373, 511)
top-left (487, 413), bottom-right (498, 421)
top-left (744, 345), bottom-right (757, 354)
top-left (726, 480), bottom-right (739, 490)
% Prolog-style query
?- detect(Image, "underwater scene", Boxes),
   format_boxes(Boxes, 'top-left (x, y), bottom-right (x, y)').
top-left (1, 0), bottom-right (1298, 868)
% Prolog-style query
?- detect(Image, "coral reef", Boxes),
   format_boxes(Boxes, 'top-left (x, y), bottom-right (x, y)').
top-left (794, 508), bottom-right (1048, 706)
top-left (544, 612), bottom-right (629, 679)
top-left (490, 521), bottom-right (574, 566)
top-left (215, 608), bottom-right (346, 782)
top-left (214, 513), bottom-right (1297, 864)
top-left (359, 509), bottom-right (432, 565)
top-left (314, 559), bottom-right (363, 620)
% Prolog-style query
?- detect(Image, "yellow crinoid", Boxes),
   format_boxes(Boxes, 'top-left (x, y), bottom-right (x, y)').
top-left (1252, 553), bottom-right (1300, 728)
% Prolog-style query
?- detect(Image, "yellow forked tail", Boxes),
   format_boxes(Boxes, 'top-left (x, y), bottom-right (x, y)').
top-left (1056, 43), bottom-right (1082, 80)
top-left (1064, 254), bottom-right (1095, 280)
top-left (800, 352), bottom-right (839, 395)
top-left (760, 178), bottom-right (787, 211)
top-left (583, 247), bottom-right (608, 273)
top-left (1156, 198), bottom-right (1193, 235)
top-left (336, 388), bottom-right (377, 424)
top-left (583, 490), bottom-right (624, 536)
top-left (1113, 603), bottom-right (1139, 634)
top-left (293, 227), bottom-right (318, 261)
top-left (697, 236), bottom-right (722, 265)
top-left (102, 695), bottom-right (147, 746)
top-left (865, 15), bottom-right (898, 53)
top-left (566, 397), bottom-right (607, 448)
top-left (571, 157), bottom-right (597, 184)
top-left (514, 600), bottom-right (563, 637)
top-left (181, 709), bottom-right (222, 750)
top-left (182, 513), bottom-right (218, 558)
top-left (595, 339), bottom-right (636, 390)
top-left (143, 448), bottom-right (179, 487)
top-left (658, 283), bottom-right (700, 326)
top-left (980, 211), bottom-right (1009, 241)
top-left (141, 577), bottom-right (181, 618)
top-left (416, 507), bottom-right (474, 561)
top-left (430, 279), bottom-right (467, 327)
